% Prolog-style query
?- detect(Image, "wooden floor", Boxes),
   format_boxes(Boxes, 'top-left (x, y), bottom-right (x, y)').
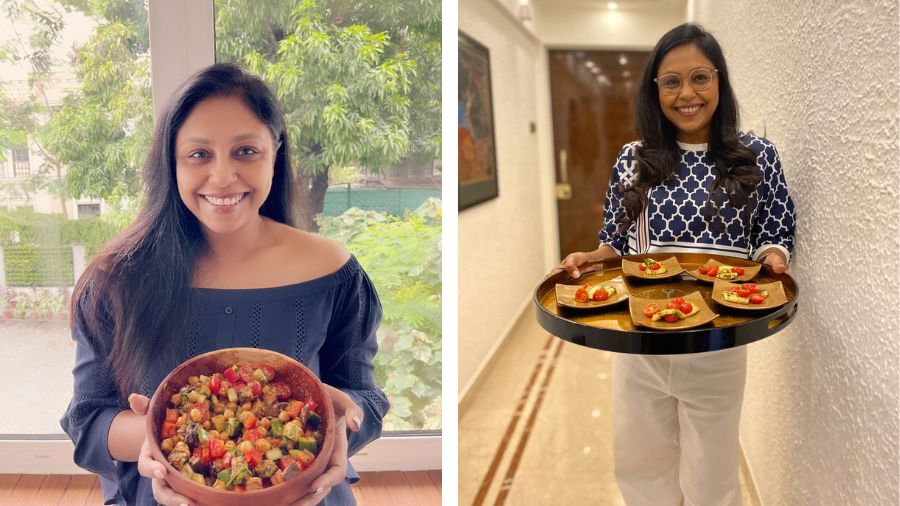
top-left (0, 471), bottom-right (442, 505)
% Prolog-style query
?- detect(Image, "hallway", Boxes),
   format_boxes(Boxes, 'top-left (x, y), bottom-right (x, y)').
top-left (460, 311), bottom-right (755, 505)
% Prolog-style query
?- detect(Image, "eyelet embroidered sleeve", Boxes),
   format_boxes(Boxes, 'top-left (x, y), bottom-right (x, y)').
top-left (59, 296), bottom-right (128, 505)
top-left (748, 140), bottom-right (796, 262)
top-left (598, 143), bottom-right (639, 254)
top-left (319, 266), bottom-right (390, 459)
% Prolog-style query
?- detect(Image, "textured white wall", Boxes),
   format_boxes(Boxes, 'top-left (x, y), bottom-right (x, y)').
top-left (459, 0), bottom-right (553, 392)
top-left (693, 2), bottom-right (899, 504)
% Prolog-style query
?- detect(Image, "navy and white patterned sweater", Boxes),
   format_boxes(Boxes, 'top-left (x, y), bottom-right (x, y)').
top-left (599, 134), bottom-right (795, 262)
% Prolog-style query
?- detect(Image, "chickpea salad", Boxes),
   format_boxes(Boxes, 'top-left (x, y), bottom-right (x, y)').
top-left (160, 364), bottom-right (324, 491)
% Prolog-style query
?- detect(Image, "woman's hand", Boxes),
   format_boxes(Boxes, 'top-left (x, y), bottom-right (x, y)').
top-left (550, 245), bottom-right (618, 279)
top-left (129, 394), bottom-right (198, 506)
top-left (290, 385), bottom-right (361, 506)
top-left (761, 250), bottom-right (789, 274)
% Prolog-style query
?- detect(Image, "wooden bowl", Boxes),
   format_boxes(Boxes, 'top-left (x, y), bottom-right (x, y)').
top-left (146, 348), bottom-right (335, 506)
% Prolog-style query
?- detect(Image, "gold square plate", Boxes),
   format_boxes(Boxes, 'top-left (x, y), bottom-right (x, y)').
top-left (555, 276), bottom-right (630, 310)
top-left (628, 291), bottom-right (719, 330)
top-left (686, 258), bottom-right (761, 283)
top-left (710, 279), bottom-right (789, 311)
top-left (621, 256), bottom-right (685, 280)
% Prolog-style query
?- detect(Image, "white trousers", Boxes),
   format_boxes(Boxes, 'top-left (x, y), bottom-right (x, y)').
top-left (613, 347), bottom-right (747, 506)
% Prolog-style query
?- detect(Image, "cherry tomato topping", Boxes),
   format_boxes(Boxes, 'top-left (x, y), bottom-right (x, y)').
top-left (258, 365), bottom-right (276, 382)
top-left (272, 382), bottom-right (292, 401)
top-left (650, 262), bottom-right (661, 270)
top-left (698, 266), bottom-right (709, 275)
top-left (749, 294), bottom-right (766, 304)
top-left (665, 302), bottom-right (678, 310)
top-left (733, 267), bottom-right (745, 276)
top-left (223, 365), bottom-right (239, 383)
top-left (679, 303), bottom-right (693, 314)
top-left (707, 265), bottom-right (719, 276)
top-left (238, 364), bottom-right (254, 383)
top-left (643, 303), bottom-right (661, 318)
top-left (671, 297), bottom-right (685, 305)
top-left (736, 289), bottom-right (750, 298)
top-left (574, 287), bottom-right (588, 303)
top-left (663, 314), bottom-right (679, 323)
top-left (639, 264), bottom-right (647, 271)
top-left (592, 289), bottom-right (609, 301)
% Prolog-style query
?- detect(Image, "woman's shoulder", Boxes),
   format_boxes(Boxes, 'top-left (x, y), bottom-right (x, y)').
top-left (269, 222), bottom-right (353, 280)
top-left (738, 132), bottom-right (778, 156)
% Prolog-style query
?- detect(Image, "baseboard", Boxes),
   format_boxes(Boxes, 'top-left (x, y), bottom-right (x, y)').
top-left (739, 439), bottom-right (764, 506)
top-left (458, 293), bottom-right (533, 415)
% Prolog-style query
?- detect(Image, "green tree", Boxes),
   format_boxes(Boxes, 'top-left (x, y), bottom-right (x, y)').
top-left (217, 0), bottom-right (436, 230)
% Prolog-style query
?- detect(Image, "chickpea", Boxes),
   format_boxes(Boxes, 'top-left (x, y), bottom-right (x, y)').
top-left (190, 408), bottom-right (202, 422)
top-left (224, 409), bottom-right (235, 418)
top-left (255, 439), bottom-right (271, 452)
top-left (238, 440), bottom-right (254, 453)
top-left (224, 440), bottom-right (236, 449)
top-left (161, 438), bottom-right (175, 453)
top-left (202, 420), bottom-right (211, 430)
top-left (278, 411), bottom-right (291, 422)
top-left (188, 376), bottom-right (199, 386)
top-left (208, 430), bottom-right (219, 439)
top-left (170, 393), bottom-right (182, 405)
top-left (257, 426), bottom-right (268, 437)
top-left (241, 402), bottom-right (252, 412)
top-left (227, 402), bottom-right (238, 412)
top-left (258, 418), bottom-right (271, 430)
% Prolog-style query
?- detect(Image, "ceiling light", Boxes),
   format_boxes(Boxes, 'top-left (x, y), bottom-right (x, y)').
top-left (619, 54), bottom-right (628, 66)
top-left (608, 2), bottom-right (618, 9)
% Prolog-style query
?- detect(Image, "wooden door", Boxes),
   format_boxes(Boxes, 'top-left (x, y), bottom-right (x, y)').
top-left (549, 50), bottom-right (650, 258)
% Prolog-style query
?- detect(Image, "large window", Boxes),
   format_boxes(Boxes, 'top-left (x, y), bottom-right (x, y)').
top-left (214, 0), bottom-right (442, 433)
top-left (1, 0), bottom-right (440, 472)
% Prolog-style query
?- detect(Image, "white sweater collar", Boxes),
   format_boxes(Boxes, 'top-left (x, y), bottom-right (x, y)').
top-left (677, 141), bottom-right (708, 151)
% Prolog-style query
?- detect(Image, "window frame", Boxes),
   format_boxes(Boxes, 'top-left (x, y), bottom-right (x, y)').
top-left (0, 0), bottom-right (440, 474)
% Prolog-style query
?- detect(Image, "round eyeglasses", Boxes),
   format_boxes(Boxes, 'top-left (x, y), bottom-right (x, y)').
top-left (654, 68), bottom-right (718, 95)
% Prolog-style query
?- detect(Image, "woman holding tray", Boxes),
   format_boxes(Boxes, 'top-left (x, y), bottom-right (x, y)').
top-left (60, 64), bottom-right (389, 506)
top-left (552, 24), bottom-right (795, 506)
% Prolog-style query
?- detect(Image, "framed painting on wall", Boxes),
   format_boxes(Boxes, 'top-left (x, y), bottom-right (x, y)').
top-left (458, 31), bottom-right (499, 210)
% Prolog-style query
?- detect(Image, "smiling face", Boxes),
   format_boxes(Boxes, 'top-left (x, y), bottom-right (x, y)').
top-left (175, 95), bottom-right (277, 236)
top-left (656, 43), bottom-right (719, 144)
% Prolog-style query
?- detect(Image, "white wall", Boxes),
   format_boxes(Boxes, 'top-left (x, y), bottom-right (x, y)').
top-left (533, 1), bottom-right (686, 49)
top-left (693, 2), bottom-right (899, 504)
top-left (458, 0), bottom-right (555, 392)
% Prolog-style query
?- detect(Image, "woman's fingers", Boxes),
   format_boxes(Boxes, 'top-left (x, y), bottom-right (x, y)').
top-left (137, 438), bottom-right (167, 480)
top-left (150, 476), bottom-right (196, 506)
top-left (764, 254), bottom-right (789, 274)
top-left (128, 393), bottom-right (150, 415)
top-left (323, 386), bottom-right (363, 431)
top-left (290, 417), bottom-right (349, 506)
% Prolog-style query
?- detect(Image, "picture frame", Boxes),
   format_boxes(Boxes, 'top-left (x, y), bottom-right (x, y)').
top-left (458, 31), bottom-right (499, 210)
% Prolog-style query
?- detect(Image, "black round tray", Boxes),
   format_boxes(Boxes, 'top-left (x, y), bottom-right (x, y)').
top-left (534, 253), bottom-right (799, 355)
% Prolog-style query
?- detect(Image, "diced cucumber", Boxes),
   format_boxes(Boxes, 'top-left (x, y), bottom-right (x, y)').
top-left (265, 448), bottom-right (283, 461)
top-left (227, 387), bottom-right (238, 403)
top-left (253, 368), bottom-right (269, 383)
top-left (217, 468), bottom-right (231, 483)
top-left (297, 436), bottom-right (317, 453)
top-left (282, 420), bottom-right (302, 441)
top-left (197, 426), bottom-right (208, 443)
top-left (271, 418), bottom-right (283, 437)
top-left (212, 414), bottom-right (226, 432)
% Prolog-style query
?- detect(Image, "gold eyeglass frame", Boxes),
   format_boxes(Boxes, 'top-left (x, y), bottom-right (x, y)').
top-left (654, 68), bottom-right (719, 95)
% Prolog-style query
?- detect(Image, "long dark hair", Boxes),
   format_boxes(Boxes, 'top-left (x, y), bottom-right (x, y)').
top-left (622, 23), bottom-right (761, 233)
top-left (72, 63), bottom-right (296, 399)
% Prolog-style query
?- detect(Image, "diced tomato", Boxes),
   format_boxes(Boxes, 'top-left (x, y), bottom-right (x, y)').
top-left (285, 400), bottom-right (304, 418)
top-left (233, 485), bottom-right (245, 492)
top-left (209, 437), bottom-right (226, 458)
top-left (165, 408), bottom-right (178, 423)
top-left (248, 381), bottom-right (262, 397)
top-left (574, 287), bottom-right (588, 303)
top-left (639, 264), bottom-right (647, 271)
top-left (223, 452), bottom-right (234, 468)
top-left (161, 420), bottom-right (177, 438)
top-left (258, 365), bottom-right (276, 382)
top-left (223, 365), bottom-right (239, 383)
top-left (707, 265), bottom-right (719, 276)
top-left (243, 429), bottom-right (261, 442)
top-left (679, 303), bottom-right (693, 314)
top-left (239, 365), bottom-right (254, 383)
top-left (209, 373), bottom-right (222, 395)
top-left (663, 314), bottom-right (679, 323)
top-left (643, 303), bottom-right (661, 318)
top-left (650, 262), bottom-right (661, 270)
top-left (749, 294), bottom-right (766, 304)
top-left (592, 289), bottom-right (608, 301)
top-left (244, 449), bottom-right (262, 468)
top-left (742, 283), bottom-right (758, 294)
top-left (733, 267), bottom-right (745, 276)
top-left (278, 456), bottom-right (296, 471)
top-left (243, 413), bottom-right (257, 430)
top-left (306, 399), bottom-right (318, 412)
top-left (269, 438), bottom-right (283, 447)
top-left (698, 266), bottom-right (709, 275)
top-left (671, 297), bottom-right (685, 305)
top-left (272, 382), bottom-right (292, 401)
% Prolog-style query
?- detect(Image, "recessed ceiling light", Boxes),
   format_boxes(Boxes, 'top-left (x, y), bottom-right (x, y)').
top-left (608, 2), bottom-right (618, 10)
top-left (619, 54), bottom-right (628, 66)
